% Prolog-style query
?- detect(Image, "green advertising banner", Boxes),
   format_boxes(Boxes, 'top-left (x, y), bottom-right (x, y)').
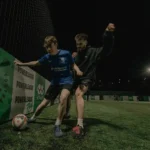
top-left (119, 96), bottom-right (123, 101)
top-left (0, 48), bottom-right (14, 123)
top-left (94, 95), bottom-right (99, 100)
top-left (143, 96), bottom-right (149, 101)
top-left (0, 49), bottom-right (51, 124)
top-left (90, 95), bottom-right (95, 100)
top-left (128, 96), bottom-right (133, 101)
top-left (34, 73), bottom-right (45, 110)
top-left (9, 61), bottom-right (36, 119)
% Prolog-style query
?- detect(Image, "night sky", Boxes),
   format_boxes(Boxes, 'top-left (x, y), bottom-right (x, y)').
top-left (48, 0), bottom-right (145, 82)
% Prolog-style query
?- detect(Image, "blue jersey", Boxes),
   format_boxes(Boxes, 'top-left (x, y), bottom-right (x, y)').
top-left (38, 49), bottom-right (74, 85)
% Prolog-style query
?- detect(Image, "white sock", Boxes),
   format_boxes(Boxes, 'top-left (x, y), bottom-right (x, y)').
top-left (77, 118), bottom-right (83, 128)
top-left (55, 118), bottom-right (61, 126)
top-left (31, 114), bottom-right (36, 119)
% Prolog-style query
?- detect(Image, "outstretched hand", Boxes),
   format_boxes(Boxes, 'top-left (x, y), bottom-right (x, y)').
top-left (14, 60), bottom-right (21, 65)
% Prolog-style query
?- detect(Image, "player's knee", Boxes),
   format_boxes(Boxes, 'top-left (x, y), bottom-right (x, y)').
top-left (59, 100), bottom-right (65, 107)
top-left (59, 95), bottom-right (67, 105)
top-left (75, 92), bottom-right (83, 99)
top-left (41, 99), bottom-right (49, 107)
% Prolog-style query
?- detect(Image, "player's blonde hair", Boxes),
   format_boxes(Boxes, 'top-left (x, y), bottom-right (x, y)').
top-left (43, 36), bottom-right (58, 48)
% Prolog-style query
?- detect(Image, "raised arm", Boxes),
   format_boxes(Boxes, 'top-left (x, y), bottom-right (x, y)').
top-left (68, 51), bottom-right (83, 76)
top-left (96, 23), bottom-right (115, 60)
top-left (72, 63), bottom-right (83, 76)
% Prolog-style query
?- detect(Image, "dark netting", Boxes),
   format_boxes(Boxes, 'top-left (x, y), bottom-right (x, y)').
top-left (0, 0), bottom-right (54, 61)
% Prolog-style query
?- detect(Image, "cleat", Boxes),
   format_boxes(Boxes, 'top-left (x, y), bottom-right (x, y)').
top-left (28, 117), bottom-right (36, 123)
top-left (72, 125), bottom-right (85, 138)
top-left (54, 125), bottom-right (64, 137)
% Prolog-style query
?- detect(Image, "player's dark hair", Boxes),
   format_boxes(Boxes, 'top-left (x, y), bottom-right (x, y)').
top-left (75, 33), bottom-right (88, 41)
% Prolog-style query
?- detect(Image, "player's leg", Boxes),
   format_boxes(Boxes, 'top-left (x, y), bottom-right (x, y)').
top-left (28, 85), bottom-right (59, 122)
top-left (63, 92), bottom-right (72, 119)
top-left (64, 81), bottom-right (76, 119)
top-left (54, 84), bottom-right (72, 137)
top-left (72, 80), bottom-right (91, 137)
top-left (28, 98), bottom-right (50, 122)
top-left (57, 89), bottom-right (70, 122)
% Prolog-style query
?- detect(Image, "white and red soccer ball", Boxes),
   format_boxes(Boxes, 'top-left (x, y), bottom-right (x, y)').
top-left (12, 114), bottom-right (28, 130)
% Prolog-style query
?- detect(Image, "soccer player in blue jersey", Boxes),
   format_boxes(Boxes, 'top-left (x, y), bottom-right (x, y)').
top-left (14, 35), bottom-right (83, 137)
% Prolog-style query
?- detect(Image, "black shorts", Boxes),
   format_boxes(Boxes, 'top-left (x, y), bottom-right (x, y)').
top-left (73, 78), bottom-right (92, 91)
top-left (44, 84), bottom-right (73, 100)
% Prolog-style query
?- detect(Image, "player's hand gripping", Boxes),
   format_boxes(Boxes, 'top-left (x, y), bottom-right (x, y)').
top-left (105, 23), bottom-right (115, 32)
top-left (76, 70), bottom-right (83, 76)
top-left (72, 52), bottom-right (78, 58)
top-left (14, 60), bottom-right (22, 65)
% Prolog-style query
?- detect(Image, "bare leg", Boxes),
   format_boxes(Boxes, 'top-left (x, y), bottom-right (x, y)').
top-left (65, 94), bottom-right (72, 117)
top-left (54, 89), bottom-right (70, 137)
top-left (55, 89), bottom-right (70, 125)
top-left (29, 98), bottom-right (50, 121)
top-left (75, 85), bottom-right (88, 127)
top-left (72, 85), bottom-right (88, 137)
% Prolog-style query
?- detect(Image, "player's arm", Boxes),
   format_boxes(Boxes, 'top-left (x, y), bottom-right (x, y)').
top-left (72, 51), bottom-right (78, 58)
top-left (14, 54), bottom-right (48, 66)
top-left (72, 63), bottom-right (83, 76)
top-left (97, 23), bottom-right (115, 59)
top-left (68, 51), bottom-right (83, 76)
top-left (14, 60), bottom-right (40, 66)
top-left (102, 23), bottom-right (115, 55)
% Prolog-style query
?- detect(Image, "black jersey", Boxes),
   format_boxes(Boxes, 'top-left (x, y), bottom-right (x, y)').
top-left (74, 31), bottom-right (114, 81)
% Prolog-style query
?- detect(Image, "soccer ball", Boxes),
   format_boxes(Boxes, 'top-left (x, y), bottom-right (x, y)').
top-left (12, 114), bottom-right (28, 130)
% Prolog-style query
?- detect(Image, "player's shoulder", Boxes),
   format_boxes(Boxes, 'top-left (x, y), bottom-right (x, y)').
top-left (59, 49), bottom-right (71, 55)
top-left (40, 53), bottom-right (50, 59)
top-left (43, 53), bottom-right (50, 58)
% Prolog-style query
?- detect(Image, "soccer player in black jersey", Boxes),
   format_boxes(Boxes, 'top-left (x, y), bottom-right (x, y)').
top-left (72, 23), bottom-right (115, 137)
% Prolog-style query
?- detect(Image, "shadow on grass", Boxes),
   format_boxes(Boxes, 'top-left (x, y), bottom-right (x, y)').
top-left (12, 126), bottom-right (30, 132)
top-left (62, 117), bottom-right (127, 132)
top-left (26, 117), bottom-right (54, 125)
top-left (28, 120), bottom-right (54, 125)
top-left (29, 121), bottom-right (54, 125)
top-left (32, 117), bottom-right (52, 121)
top-left (26, 117), bottom-right (127, 134)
